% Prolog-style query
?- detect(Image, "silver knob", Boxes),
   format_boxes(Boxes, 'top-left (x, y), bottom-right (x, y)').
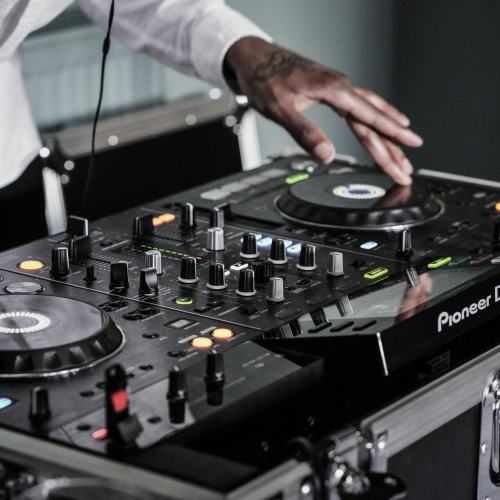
top-left (266, 277), bottom-right (284, 303)
top-left (206, 227), bottom-right (224, 251)
top-left (327, 252), bottom-right (344, 276)
top-left (145, 250), bottom-right (162, 274)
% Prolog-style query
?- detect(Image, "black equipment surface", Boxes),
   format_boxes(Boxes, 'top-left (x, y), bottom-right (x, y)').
top-left (1, 154), bottom-right (500, 499)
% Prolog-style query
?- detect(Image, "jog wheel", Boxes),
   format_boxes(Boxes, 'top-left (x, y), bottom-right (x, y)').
top-left (0, 295), bottom-right (124, 377)
top-left (275, 173), bottom-right (442, 230)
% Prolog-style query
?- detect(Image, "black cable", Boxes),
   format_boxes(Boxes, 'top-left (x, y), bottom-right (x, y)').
top-left (81, 0), bottom-right (115, 214)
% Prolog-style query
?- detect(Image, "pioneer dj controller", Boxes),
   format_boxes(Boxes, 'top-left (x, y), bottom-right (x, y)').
top-left (1, 155), bottom-right (500, 499)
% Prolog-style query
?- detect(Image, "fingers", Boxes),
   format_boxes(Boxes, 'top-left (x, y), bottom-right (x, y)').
top-left (347, 116), bottom-right (413, 185)
top-left (353, 87), bottom-right (410, 127)
top-left (324, 84), bottom-right (423, 148)
top-left (270, 105), bottom-right (336, 164)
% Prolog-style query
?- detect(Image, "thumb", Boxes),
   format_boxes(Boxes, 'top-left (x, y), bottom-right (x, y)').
top-left (272, 107), bottom-right (335, 163)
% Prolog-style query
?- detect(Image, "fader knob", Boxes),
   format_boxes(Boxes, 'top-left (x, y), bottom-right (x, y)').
top-left (327, 252), bottom-right (344, 276)
top-left (205, 349), bottom-right (225, 406)
top-left (236, 268), bottom-right (256, 296)
top-left (269, 238), bottom-right (287, 265)
top-left (139, 267), bottom-right (159, 295)
top-left (253, 261), bottom-right (274, 284)
top-left (206, 227), bottom-right (224, 251)
top-left (69, 235), bottom-right (91, 260)
top-left (66, 215), bottom-right (89, 237)
top-left (297, 244), bottom-right (317, 271)
top-left (30, 387), bottom-right (51, 425)
top-left (109, 261), bottom-right (130, 288)
top-left (145, 250), bottom-right (162, 274)
top-left (178, 256), bottom-right (198, 283)
top-left (397, 229), bottom-right (412, 255)
top-left (50, 248), bottom-right (69, 275)
top-left (133, 214), bottom-right (154, 236)
top-left (209, 207), bottom-right (224, 228)
top-left (493, 222), bottom-right (500, 247)
top-left (266, 277), bottom-right (284, 303)
top-left (240, 233), bottom-right (259, 259)
top-left (167, 366), bottom-right (187, 424)
top-left (207, 262), bottom-right (227, 289)
top-left (180, 203), bottom-right (196, 228)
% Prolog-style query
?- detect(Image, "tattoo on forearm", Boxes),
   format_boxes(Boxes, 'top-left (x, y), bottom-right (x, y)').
top-left (249, 50), bottom-right (312, 82)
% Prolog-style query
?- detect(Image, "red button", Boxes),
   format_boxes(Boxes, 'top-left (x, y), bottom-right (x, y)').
top-left (92, 428), bottom-right (108, 440)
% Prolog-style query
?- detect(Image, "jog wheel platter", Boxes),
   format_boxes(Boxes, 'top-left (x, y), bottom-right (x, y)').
top-left (0, 295), bottom-right (124, 377)
top-left (276, 173), bottom-right (442, 230)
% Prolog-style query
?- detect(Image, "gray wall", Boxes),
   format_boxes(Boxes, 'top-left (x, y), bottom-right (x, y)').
top-left (395, 0), bottom-right (500, 181)
top-left (24, 1), bottom-right (399, 164)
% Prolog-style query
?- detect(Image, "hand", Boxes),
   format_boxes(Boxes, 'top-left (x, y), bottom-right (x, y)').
top-left (224, 37), bottom-right (423, 185)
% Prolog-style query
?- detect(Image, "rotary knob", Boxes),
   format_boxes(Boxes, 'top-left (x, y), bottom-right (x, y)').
top-left (209, 207), bottom-right (224, 228)
top-left (30, 387), bottom-right (51, 426)
top-left (207, 261), bottom-right (227, 289)
top-left (139, 267), bottom-right (159, 295)
top-left (180, 202), bottom-right (196, 229)
top-left (236, 268), bottom-right (256, 296)
top-left (178, 256), bottom-right (198, 283)
top-left (167, 366), bottom-right (187, 424)
top-left (269, 238), bottom-right (287, 264)
top-left (51, 248), bottom-right (70, 275)
top-left (240, 233), bottom-right (259, 259)
top-left (145, 250), bottom-right (162, 274)
top-left (297, 244), bottom-right (317, 271)
top-left (327, 252), bottom-right (344, 276)
top-left (266, 277), bottom-right (284, 303)
top-left (397, 229), bottom-right (412, 255)
top-left (109, 261), bottom-right (130, 288)
top-left (206, 227), bottom-right (224, 251)
top-left (253, 261), bottom-right (274, 284)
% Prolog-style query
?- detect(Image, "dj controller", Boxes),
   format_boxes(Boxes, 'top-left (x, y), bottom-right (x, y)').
top-left (1, 154), bottom-right (500, 499)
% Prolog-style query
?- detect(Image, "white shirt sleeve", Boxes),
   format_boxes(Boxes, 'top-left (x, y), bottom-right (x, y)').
top-left (75, 0), bottom-right (273, 90)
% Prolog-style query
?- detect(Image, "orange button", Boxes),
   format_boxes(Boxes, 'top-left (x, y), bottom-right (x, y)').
top-left (153, 217), bottom-right (163, 226)
top-left (159, 213), bottom-right (175, 223)
top-left (92, 428), bottom-right (108, 440)
top-left (18, 260), bottom-right (44, 271)
top-left (211, 328), bottom-right (234, 339)
top-left (495, 202), bottom-right (500, 212)
top-left (191, 337), bottom-right (214, 348)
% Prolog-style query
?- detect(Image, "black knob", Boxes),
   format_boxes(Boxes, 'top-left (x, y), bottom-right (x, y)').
top-left (133, 214), bottom-right (154, 236)
top-left (236, 268), bottom-right (256, 296)
top-left (51, 247), bottom-right (69, 275)
top-left (109, 261), bottom-right (130, 288)
top-left (139, 267), bottom-right (159, 295)
top-left (178, 256), bottom-right (198, 283)
top-left (84, 265), bottom-right (96, 282)
top-left (209, 207), bottom-right (224, 228)
top-left (167, 366), bottom-right (187, 424)
top-left (493, 222), bottom-right (500, 247)
top-left (240, 233), bottom-right (259, 259)
top-left (205, 349), bottom-right (225, 406)
top-left (297, 244), bottom-right (316, 271)
top-left (208, 261), bottom-right (227, 289)
top-left (253, 261), bottom-right (274, 284)
top-left (30, 387), bottom-right (51, 426)
top-left (397, 229), bottom-right (412, 255)
top-left (69, 235), bottom-right (91, 260)
top-left (269, 238), bottom-right (287, 264)
top-left (66, 215), bottom-right (89, 237)
top-left (180, 203), bottom-right (196, 228)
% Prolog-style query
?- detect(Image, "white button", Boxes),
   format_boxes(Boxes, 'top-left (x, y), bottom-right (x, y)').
top-left (262, 168), bottom-right (287, 178)
top-left (220, 181), bottom-right (249, 193)
top-left (230, 262), bottom-right (249, 271)
top-left (200, 189), bottom-right (230, 200)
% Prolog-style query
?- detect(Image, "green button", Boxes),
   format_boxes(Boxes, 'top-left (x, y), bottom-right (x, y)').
top-left (286, 173), bottom-right (310, 185)
top-left (428, 257), bottom-right (451, 269)
top-left (448, 255), bottom-right (472, 266)
top-left (174, 297), bottom-right (194, 305)
top-left (364, 267), bottom-right (388, 280)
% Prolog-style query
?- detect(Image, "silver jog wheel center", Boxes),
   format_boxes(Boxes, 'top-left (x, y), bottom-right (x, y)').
top-left (0, 312), bottom-right (51, 334)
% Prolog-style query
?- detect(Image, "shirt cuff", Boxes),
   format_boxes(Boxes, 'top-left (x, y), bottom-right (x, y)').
top-left (190, 5), bottom-right (272, 91)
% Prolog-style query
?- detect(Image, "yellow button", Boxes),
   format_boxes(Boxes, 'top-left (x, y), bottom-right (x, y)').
top-left (159, 213), bottom-right (175, 223)
top-left (153, 217), bottom-right (163, 227)
top-left (18, 260), bottom-right (44, 271)
top-left (191, 337), bottom-right (214, 348)
top-left (211, 328), bottom-right (234, 339)
top-left (496, 202), bottom-right (500, 212)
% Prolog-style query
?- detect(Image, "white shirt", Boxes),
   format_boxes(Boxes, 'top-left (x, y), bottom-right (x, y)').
top-left (0, 0), bottom-right (271, 189)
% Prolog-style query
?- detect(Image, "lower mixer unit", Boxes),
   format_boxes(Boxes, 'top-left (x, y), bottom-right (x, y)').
top-left (1, 154), bottom-right (500, 498)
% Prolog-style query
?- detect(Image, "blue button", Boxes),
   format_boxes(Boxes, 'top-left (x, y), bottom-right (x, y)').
top-left (284, 240), bottom-right (293, 248)
top-left (0, 397), bottom-right (12, 411)
top-left (287, 243), bottom-right (302, 254)
top-left (360, 241), bottom-right (378, 250)
top-left (257, 237), bottom-right (273, 247)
